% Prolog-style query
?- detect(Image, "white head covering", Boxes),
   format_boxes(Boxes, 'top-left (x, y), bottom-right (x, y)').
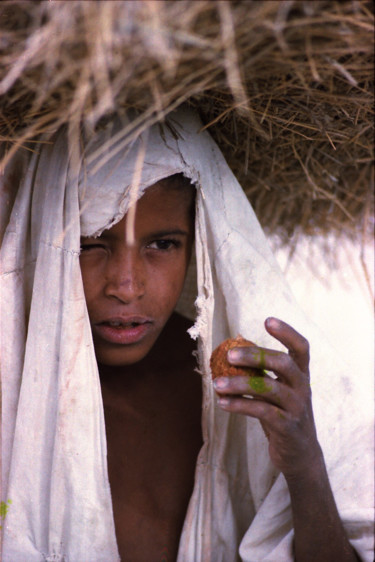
top-left (1, 108), bottom-right (373, 561)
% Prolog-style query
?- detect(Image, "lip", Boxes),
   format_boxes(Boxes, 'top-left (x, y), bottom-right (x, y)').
top-left (93, 316), bottom-right (153, 345)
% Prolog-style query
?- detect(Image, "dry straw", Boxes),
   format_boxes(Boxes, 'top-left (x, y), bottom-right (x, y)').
top-left (0, 0), bottom-right (373, 244)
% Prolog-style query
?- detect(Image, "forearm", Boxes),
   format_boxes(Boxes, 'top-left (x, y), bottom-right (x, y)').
top-left (218, 320), bottom-right (362, 560)
top-left (287, 447), bottom-right (360, 562)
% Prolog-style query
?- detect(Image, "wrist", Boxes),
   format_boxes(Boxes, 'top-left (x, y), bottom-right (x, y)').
top-left (284, 443), bottom-right (326, 488)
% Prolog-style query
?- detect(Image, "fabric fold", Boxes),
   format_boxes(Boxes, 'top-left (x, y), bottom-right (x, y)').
top-left (1, 107), bottom-right (373, 561)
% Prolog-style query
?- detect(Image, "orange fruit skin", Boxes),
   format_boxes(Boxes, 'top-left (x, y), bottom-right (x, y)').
top-left (210, 336), bottom-right (262, 379)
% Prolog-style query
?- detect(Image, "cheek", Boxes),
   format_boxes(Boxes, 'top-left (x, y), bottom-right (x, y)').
top-left (79, 259), bottom-right (100, 304)
top-left (150, 260), bottom-right (189, 311)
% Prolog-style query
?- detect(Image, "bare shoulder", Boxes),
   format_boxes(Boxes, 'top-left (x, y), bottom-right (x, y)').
top-left (151, 311), bottom-right (197, 370)
top-left (169, 312), bottom-right (196, 356)
top-left (159, 312), bottom-right (201, 404)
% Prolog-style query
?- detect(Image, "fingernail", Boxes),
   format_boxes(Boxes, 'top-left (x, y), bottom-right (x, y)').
top-left (266, 317), bottom-right (279, 329)
top-left (213, 377), bottom-right (228, 389)
top-left (228, 349), bottom-right (240, 361)
top-left (218, 397), bottom-right (230, 407)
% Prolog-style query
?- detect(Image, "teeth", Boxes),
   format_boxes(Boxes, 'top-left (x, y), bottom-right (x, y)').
top-left (107, 321), bottom-right (138, 327)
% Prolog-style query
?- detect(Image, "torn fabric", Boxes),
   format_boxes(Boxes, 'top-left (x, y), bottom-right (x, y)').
top-left (1, 108), bottom-right (373, 561)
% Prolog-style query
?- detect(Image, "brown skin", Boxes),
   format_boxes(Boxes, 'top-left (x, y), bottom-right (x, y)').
top-left (80, 182), bottom-right (202, 561)
top-left (81, 180), bottom-right (357, 561)
top-left (100, 312), bottom-right (202, 562)
top-left (80, 181), bottom-right (195, 367)
top-left (210, 336), bottom-right (260, 379)
top-left (214, 318), bottom-right (360, 561)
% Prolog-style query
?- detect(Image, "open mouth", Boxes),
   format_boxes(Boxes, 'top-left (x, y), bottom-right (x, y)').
top-left (94, 319), bottom-right (152, 345)
top-left (103, 321), bottom-right (143, 328)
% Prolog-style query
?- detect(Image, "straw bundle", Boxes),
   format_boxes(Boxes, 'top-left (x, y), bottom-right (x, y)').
top-left (0, 0), bottom-right (373, 243)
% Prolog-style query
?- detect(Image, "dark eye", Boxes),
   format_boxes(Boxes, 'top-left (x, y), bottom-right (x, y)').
top-left (80, 243), bottom-right (106, 252)
top-left (147, 239), bottom-right (181, 251)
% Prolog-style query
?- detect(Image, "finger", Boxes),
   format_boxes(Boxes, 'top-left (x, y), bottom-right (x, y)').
top-left (213, 375), bottom-right (300, 411)
top-left (217, 395), bottom-right (290, 433)
top-left (227, 345), bottom-right (302, 387)
top-left (265, 317), bottom-right (310, 374)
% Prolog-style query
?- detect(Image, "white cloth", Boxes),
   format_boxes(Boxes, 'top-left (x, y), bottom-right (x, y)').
top-left (1, 108), bottom-right (373, 561)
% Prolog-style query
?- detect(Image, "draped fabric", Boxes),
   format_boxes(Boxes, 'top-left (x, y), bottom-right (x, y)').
top-left (1, 108), bottom-right (373, 561)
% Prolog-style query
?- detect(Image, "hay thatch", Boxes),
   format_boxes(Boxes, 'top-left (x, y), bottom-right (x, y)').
top-left (0, 0), bottom-right (373, 243)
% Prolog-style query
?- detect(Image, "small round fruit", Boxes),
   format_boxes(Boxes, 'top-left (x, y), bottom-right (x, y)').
top-left (210, 335), bottom-right (262, 379)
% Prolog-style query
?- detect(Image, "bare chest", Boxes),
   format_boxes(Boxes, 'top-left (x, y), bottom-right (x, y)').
top-left (103, 374), bottom-right (202, 561)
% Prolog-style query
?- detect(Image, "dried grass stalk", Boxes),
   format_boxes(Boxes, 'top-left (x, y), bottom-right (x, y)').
top-left (0, 0), bottom-right (373, 242)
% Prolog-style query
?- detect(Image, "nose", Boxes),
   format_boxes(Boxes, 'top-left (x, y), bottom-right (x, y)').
top-left (104, 249), bottom-right (146, 304)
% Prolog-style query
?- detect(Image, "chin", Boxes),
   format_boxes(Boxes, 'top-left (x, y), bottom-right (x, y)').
top-left (94, 342), bottom-right (153, 367)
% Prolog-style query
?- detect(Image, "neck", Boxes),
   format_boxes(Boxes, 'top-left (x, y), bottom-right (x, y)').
top-left (98, 312), bottom-right (195, 387)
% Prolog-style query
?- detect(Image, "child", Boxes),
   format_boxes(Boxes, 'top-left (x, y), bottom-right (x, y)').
top-left (1, 108), bottom-right (373, 561)
top-left (80, 177), bottom-right (202, 559)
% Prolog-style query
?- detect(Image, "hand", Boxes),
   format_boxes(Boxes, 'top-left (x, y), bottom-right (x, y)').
top-left (213, 317), bottom-right (323, 480)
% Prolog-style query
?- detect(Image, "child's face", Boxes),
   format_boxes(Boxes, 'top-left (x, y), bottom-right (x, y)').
top-left (80, 181), bottom-right (194, 366)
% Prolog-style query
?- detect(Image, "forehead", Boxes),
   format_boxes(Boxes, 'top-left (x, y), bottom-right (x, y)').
top-left (141, 180), bottom-right (194, 210)
top-left (101, 180), bottom-right (195, 238)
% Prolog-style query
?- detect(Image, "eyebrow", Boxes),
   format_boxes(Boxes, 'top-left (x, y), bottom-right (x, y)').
top-left (146, 229), bottom-right (189, 238)
top-left (97, 228), bottom-right (190, 240)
